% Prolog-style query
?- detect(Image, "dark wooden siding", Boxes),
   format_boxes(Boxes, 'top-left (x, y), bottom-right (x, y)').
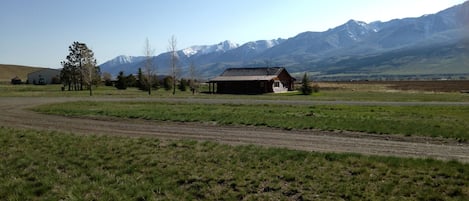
top-left (216, 80), bottom-right (273, 94)
top-left (277, 69), bottom-right (295, 90)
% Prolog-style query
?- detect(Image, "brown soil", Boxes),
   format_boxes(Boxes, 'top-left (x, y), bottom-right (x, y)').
top-left (342, 80), bottom-right (469, 92)
top-left (1, 97), bottom-right (468, 163)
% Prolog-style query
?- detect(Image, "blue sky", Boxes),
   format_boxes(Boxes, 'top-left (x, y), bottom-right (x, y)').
top-left (0, 0), bottom-right (465, 68)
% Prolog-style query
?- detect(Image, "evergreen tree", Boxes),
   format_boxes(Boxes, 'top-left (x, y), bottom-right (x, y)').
top-left (115, 71), bottom-right (127, 90)
top-left (137, 68), bottom-right (146, 90)
top-left (178, 78), bottom-right (188, 91)
top-left (126, 74), bottom-right (137, 87)
top-left (300, 73), bottom-right (313, 95)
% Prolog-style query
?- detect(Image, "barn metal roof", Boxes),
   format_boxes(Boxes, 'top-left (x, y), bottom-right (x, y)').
top-left (210, 75), bottom-right (278, 81)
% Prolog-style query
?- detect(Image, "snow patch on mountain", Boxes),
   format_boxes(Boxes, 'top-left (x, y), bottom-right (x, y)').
top-left (182, 40), bottom-right (239, 57)
top-left (107, 55), bottom-right (145, 65)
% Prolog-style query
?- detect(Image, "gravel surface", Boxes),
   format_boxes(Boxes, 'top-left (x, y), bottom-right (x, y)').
top-left (1, 97), bottom-right (468, 162)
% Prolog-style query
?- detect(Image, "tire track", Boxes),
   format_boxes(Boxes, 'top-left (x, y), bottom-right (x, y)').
top-left (1, 97), bottom-right (468, 162)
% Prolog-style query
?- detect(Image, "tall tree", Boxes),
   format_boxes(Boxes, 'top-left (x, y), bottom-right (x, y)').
top-left (60, 41), bottom-right (99, 95)
top-left (168, 35), bottom-right (179, 95)
top-left (60, 62), bottom-right (73, 91)
top-left (142, 38), bottom-right (156, 95)
top-left (188, 60), bottom-right (199, 95)
top-left (80, 45), bottom-right (99, 96)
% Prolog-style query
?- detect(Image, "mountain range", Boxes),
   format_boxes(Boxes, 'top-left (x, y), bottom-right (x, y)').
top-left (100, 1), bottom-right (469, 79)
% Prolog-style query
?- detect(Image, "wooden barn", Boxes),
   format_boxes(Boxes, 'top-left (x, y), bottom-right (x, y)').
top-left (208, 67), bottom-right (296, 94)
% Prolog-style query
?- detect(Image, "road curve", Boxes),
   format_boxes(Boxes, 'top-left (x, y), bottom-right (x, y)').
top-left (1, 97), bottom-right (468, 163)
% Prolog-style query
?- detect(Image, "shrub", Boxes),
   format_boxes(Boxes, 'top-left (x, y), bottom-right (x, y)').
top-left (312, 84), bottom-right (320, 93)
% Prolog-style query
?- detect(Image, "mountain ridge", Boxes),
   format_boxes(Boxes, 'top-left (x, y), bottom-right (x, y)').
top-left (100, 1), bottom-right (469, 79)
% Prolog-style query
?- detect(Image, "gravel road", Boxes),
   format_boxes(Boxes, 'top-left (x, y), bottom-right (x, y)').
top-left (1, 97), bottom-right (468, 162)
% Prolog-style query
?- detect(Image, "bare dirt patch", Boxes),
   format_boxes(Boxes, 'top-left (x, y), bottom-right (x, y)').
top-left (323, 80), bottom-right (469, 92)
top-left (1, 97), bottom-right (468, 162)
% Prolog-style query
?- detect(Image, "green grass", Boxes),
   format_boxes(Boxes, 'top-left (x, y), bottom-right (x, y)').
top-left (0, 85), bottom-right (158, 97)
top-left (309, 90), bottom-right (469, 102)
top-left (33, 101), bottom-right (469, 140)
top-left (1, 127), bottom-right (468, 200)
top-left (2, 83), bottom-right (469, 102)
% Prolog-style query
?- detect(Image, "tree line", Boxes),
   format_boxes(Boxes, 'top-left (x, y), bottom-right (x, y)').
top-left (60, 37), bottom-right (199, 96)
top-left (111, 70), bottom-right (193, 92)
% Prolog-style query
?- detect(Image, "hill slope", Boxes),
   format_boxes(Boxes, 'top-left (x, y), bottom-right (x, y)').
top-left (0, 64), bottom-right (44, 82)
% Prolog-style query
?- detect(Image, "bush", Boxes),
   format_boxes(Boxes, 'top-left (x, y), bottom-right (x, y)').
top-left (163, 76), bottom-right (173, 91)
top-left (312, 84), bottom-right (320, 93)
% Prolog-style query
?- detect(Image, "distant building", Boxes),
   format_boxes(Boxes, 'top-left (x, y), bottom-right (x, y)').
top-left (11, 76), bottom-right (22, 85)
top-left (27, 68), bottom-right (61, 85)
top-left (208, 67), bottom-right (296, 94)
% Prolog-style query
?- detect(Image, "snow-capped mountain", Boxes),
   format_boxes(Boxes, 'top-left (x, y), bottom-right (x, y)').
top-left (106, 55), bottom-right (146, 66)
top-left (99, 55), bottom-right (146, 76)
top-left (182, 40), bottom-right (239, 57)
top-left (100, 1), bottom-right (469, 79)
top-left (213, 39), bottom-right (286, 63)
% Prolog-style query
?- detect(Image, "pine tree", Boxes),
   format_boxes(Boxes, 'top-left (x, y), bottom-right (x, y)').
top-left (137, 68), bottom-right (145, 90)
top-left (300, 73), bottom-right (312, 95)
top-left (60, 41), bottom-right (98, 95)
top-left (115, 71), bottom-right (127, 90)
top-left (178, 79), bottom-right (188, 91)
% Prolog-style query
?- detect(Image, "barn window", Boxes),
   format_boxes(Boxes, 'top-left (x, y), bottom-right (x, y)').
top-left (274, 81), bottom-right (280, 87)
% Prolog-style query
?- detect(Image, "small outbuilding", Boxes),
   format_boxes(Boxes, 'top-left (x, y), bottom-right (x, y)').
top-left (11, 76), bottom-right (22, 85)
top-left (27, 68), bottom-right (61, 85)
top-left (208, 67), bottom-right (296, 94)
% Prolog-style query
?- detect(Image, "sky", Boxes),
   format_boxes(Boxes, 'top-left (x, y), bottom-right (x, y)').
top-left (0, 0), bottom-right (466, 68)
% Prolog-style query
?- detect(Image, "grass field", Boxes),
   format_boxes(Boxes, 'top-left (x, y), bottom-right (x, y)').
top-left (3, 81), bottom-right (469, 199)
top-left (2, 83), bottom-right (469, 102)
top-left (1, 127), bottom-right (468, 200)
top-left (33, 101), bottom-right (469, 140)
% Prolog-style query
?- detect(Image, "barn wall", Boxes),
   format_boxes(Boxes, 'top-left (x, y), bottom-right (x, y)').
top-left (216, 81), bottom-right (271, 94)
top-left (272, 80), bottom-right (288, 93)
top-left (277, 70), bottom-right (295, 91)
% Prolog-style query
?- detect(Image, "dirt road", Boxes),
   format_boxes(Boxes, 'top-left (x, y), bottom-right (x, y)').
top-left (1, 97), bottom-right (468, 162)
